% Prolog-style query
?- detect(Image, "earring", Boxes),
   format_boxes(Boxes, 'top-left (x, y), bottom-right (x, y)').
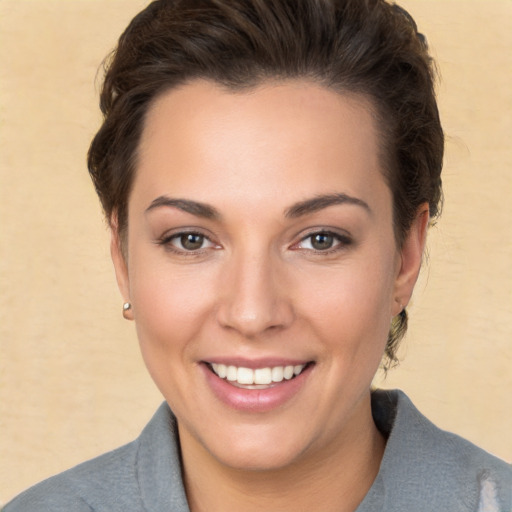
top-left (122, 302), bottom-right (132, 320)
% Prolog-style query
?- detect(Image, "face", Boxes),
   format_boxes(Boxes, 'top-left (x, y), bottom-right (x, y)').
top-left (112, 80), bottom-right (426, 472)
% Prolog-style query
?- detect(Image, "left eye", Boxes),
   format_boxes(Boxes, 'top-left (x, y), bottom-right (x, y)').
top-left (297, 232), bottom-right (347, 251)
top-left (168, 233), bottom-right (215, 251)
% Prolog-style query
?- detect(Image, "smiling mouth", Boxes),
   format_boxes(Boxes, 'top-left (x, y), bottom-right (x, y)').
top-left (206, 362), bottom-right (313, 389)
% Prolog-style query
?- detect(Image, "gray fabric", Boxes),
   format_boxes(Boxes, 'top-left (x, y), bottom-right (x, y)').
top-left (4, 404), bottom-right (189, 512)
top-left (4, 390), bottom-right (511, 511)
top-left (358, 390), bottom-right (511, 511)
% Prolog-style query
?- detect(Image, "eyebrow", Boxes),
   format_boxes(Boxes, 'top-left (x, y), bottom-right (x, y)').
top-left (284, 193), bottom-right (371, 218)
top-left (145, 192), bottom-right (370, 220)
top-left (145, 196), bottom-right (221, 220)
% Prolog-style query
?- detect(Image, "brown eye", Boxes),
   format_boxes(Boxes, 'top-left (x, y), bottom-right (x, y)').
top-left (295, 231), bottom-right (351, 253)
top-left (158, 230), bottom-right (218, 254)
top-left (179, 233), bottom-right (206, 251)
top-left (310, 233), bottom-right (335, 250)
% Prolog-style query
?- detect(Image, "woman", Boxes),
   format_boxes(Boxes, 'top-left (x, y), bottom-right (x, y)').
top-left (4, 0), bottom-right (511, 511)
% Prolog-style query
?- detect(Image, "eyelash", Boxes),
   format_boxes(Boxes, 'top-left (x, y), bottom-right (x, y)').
top-left (157, 230), bottom-right (217, 255)
top-left (156, 229), bottom-right (352, 256)
top-left (293, 230), bottom-right (353, 254)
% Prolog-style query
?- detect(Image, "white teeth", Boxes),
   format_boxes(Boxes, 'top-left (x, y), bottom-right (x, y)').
top-left (254, 368), bottom-right (272, 385)
top-left (226, 365), bottom-right (237, 381)
top-left (283, 365), bottom-right (294, 380)
top-left (216, 364), bottom-right (227, 378)
top-left (210, 363), bottom-right (307, 386)
top-left (271, 366), bottom-right (284, 383)
top-left (237, 367), bottom-right (254, 385)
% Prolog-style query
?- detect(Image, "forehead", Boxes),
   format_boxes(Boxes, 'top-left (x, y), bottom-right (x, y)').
top-left (134, 79), bottom-right (390, 216)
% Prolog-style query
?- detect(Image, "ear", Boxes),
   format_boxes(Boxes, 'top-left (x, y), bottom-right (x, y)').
top-left (392, 203), bottom-right (430, 316)
top-left (110, 214), bottom-right (133, 321)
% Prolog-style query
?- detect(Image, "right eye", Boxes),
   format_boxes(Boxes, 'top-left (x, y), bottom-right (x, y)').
top-left (159, 232), bottom-right (217, 253)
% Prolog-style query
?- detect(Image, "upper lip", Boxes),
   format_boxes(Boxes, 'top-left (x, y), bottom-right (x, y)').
top-left (202, 357), bottom-right (314, 369)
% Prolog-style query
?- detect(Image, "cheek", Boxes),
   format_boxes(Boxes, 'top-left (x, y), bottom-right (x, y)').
top-left (128, 261), bottom-right (219, 405)
top-left (296, 254), bottom-right (396, 350)
top-left (128, 255), bottom-right (216, 357)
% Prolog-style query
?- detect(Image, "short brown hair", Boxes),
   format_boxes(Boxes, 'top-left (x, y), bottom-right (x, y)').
top-left (88, 0), bottom-right (444, 369)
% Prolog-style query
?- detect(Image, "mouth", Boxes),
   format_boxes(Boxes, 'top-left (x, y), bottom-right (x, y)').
top-left (201, 359), bottom-right (315, 412)
top-left (206, 362), bottom-right (313, 389)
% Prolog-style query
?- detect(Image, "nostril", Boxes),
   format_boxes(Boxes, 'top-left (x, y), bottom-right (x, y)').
top-left (216, 297), bottom-right (295, 336)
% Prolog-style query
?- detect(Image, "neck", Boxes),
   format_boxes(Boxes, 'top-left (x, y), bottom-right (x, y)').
top-left (180, 394), bottom-right (386, 512)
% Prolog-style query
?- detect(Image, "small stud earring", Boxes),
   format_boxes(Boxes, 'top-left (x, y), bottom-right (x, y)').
top-left (122, 302), bottom-right (132, 320)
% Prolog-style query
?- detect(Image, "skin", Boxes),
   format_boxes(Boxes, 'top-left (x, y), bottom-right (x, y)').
top-left (111, 80), bottom-right (429, 512)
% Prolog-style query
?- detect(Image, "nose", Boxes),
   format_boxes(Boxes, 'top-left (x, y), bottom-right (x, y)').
top-left (216, 249), bottom-right (294, 338)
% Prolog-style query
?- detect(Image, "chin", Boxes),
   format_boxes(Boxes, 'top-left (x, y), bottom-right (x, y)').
top-left (212, 440), bottom-right (310, 472)
top-left (182, 418), bottom-right (315, 472)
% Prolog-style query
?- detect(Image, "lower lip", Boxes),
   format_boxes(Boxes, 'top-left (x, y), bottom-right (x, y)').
top-left (201, 364), bottom-right (313, 413)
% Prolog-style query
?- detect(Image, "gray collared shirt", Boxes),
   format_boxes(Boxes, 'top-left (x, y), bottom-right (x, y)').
top-left (5, 390), bottom-right (511, 511)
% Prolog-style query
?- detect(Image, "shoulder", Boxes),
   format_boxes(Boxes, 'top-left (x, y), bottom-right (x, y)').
top-left (3, 402), bottom-right (188, 512)
top-left (371, 389), bottom-right (512, 512)
top-left (3, 441), bottom-right (141, 512)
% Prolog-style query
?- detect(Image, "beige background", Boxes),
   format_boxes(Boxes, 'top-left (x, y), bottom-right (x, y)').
top-left (1, 0), bottom-right (511, 505)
